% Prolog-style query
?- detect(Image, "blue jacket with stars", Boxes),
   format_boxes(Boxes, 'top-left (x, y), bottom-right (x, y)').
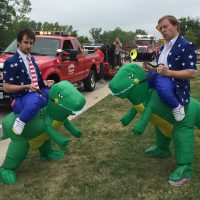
top-left (3, 51), bottom-right (45, 98)
top-left (156, 35), bottom-right (197, 106)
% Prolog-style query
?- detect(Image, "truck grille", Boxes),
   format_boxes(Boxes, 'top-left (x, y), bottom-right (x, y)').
top-left (138, 46), bottom-right (147, 53)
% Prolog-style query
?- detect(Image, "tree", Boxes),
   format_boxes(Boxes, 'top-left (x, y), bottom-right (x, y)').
top-left (77, 36), bottom-right (90, 44)
top-left (179, 17), bottom-right (200, 48)
top-left (135, 29), bottom-right (147, 35)
top-left (101, 28), bottom-right (146, 48)
top-left (0, 0), bottom-right (31, 48)
top-left (184, 29), bottom-right (197, 45)
top-left (31, 22), bottom-right (78, 36)
top-left (89, 28), bottom-right (102, 43)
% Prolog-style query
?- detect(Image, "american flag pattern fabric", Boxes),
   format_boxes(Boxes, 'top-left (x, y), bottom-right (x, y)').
top-left (157, 35), bottom-right (197, 106)
top-left (26, 56), bottom-right (39, 88)
top-left (3, 51), bottom-right (45, 98)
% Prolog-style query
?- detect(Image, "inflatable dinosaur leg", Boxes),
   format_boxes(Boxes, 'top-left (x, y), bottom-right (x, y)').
top-left (64, 119), bottom-right (82, 138)
top-left (145, 127), bottom-right (171, 158)
top-left (0, 139), bottom-right (29, 184)
top-left (132, 107), bottom-right (153, 135)
top-left (169, 124), bottom-right (194, 182)
top-left (46, 126), bottom-right (70, 150)
top-left (120, 107), bottom-right (137, 126)
top-left (39, 140), bottom-right (64, 161)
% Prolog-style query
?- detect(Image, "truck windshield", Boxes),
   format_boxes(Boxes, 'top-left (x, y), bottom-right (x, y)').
top-left (4, 38), bottom-right (60, 56)
top-left (136, 40), bottom-right (152, 45)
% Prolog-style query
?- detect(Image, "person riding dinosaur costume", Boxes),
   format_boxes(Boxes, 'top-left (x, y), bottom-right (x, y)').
top-left (0, 80), bottom-right (86, 185)
top-left (109, 63), bottom-right (200, 186)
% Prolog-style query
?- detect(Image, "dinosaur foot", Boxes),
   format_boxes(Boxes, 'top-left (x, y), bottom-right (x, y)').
top-left (168, 165), bottom-right (192, 186)
top-left (0, 168), bottom-right (17, 184)
top-left (40, 150), bottom-right (65, 161)
top-left (144, 145), bottom-right (171, 158)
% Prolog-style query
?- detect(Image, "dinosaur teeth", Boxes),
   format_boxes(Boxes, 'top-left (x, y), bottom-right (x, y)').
top-left (72, 106), bottom-right (87, 115)
top-left (110, 84), bottom-right (135, 96)
top-left (58, 103), bottom-right (86, 115)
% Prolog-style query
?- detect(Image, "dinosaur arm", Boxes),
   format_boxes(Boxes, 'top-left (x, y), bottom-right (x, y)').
top-left (64, 119), bottom-right (82, 138)
top-left (46, 126), bottom-right (70, 150)
top-left (120, 107), bottom-right (138, 126)
top-left (132, 107), bottom-right (153, 135)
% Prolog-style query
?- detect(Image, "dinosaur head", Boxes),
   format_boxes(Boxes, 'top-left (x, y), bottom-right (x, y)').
top-left (47, 80), bottom-right (86, 121)
top-left (109, 63), bottom-right (149, 104)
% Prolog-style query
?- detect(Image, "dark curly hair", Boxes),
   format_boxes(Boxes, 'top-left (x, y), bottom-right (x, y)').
top-left (17, 28), bottom-right (35, 45)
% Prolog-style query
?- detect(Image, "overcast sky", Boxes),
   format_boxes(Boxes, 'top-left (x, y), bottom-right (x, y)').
top-left (28, 0), bottom-right (200, 39)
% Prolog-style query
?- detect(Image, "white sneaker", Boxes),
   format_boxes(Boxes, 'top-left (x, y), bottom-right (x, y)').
top-left (172, 104), bottom-right (185, 121)
top-left (168, 178), bottom-right (191, 186)
top-left (12, 117), bottom-right (25, 135)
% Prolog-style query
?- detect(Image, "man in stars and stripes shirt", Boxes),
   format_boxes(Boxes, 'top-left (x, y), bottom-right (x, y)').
top-left (143, 15), bottom-right (197, 122)
top-left (3, 28), bottom-right (54, 135)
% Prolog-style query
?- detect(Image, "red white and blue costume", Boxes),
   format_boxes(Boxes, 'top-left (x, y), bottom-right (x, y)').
top-left (3, 50), bottom-right (49, 123)
top-left (147, 35), bottom-right (197, 109)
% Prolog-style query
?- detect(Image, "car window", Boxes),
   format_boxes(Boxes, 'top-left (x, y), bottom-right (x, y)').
top-left (4, 38), bottom-right (60, 56)
top-left (63, 40), bottom-right (73, 52)
top-left (73, 39), bottom-right (80, 51)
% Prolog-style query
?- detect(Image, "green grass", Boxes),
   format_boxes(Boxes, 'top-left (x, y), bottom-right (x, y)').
top-left (0, 73), bottom-right (200, 200)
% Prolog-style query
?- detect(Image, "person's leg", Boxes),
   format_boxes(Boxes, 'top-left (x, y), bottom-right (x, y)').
top-left (39, 140), bottom-right (64, 161)
top-left (147, 71), bottom-right (157, 89)
top-left (114, 55), bottom-right (117, 68)
top-left (111, 55), bottom-right (115, 68)
top-left (156, 75), bottom-right (179, 108)
top-left (13, 92), bottom-right (48, 134)
top-left (145, 126), bottom-right (171, 158)
top-left (117, 54), bottom-right (120, 67)
top-left (168, 124), bottom-right (194, 186)
top-left (156, 75), bottom-right (185, 121)
top-left (19, 92), bottom-right (48, 122)
top-left (119, 54), bottom-right (122, 66)
top-left (40, 87), bottom-right (50, 103)
top-left (100, 63), bottom-right (105, 82)
top-left (12, 98), bottom-right (24, 114)
top-left (0, 139), bottom-right (29, 184)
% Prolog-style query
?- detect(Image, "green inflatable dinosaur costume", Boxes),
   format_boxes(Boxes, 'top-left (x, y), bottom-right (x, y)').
top-left (0, 80), bottom-right (86, 185)
top-left (109, 63), bottom-right (200, 186)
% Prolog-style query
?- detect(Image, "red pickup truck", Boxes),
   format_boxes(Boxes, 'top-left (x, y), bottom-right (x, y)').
top-left (0, 31), bottom-right (100, 104)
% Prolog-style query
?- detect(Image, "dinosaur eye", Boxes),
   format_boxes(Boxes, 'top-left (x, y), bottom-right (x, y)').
top-left (128, 74), bottom-right (134, 79)
top-left (58, 93), bottom-right (64, 99)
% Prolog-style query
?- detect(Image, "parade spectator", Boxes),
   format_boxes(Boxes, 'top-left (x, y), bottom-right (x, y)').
top-left (94, 47), bottom-right (105, 83)
top-left (113, 37), bottom-right (122, 69)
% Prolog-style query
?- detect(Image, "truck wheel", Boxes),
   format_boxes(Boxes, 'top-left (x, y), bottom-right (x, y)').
top-left (84, 70), bottom-right (96, 91)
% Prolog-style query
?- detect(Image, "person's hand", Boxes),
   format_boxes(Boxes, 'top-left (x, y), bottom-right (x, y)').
top-left (156, 64), bottom-right (169, 76)
top-left (44, 80), bottom-right (54, 87)
top-left (142, 62), bottom-right (155, 72)
top-left (28, 84), bottom-right (39, 92)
